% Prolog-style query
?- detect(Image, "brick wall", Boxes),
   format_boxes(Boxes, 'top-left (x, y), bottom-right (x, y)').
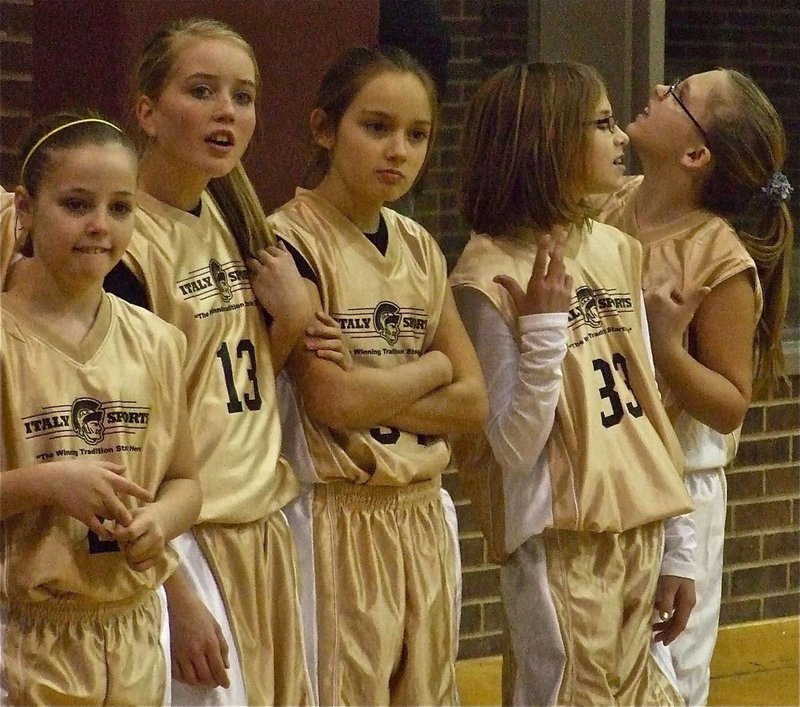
top-left (1, 0), bottom-right (797, 662)
top-left (0, 0), bottom-right (33, 187)
top-left (724, 377), bottom-right (800, 623)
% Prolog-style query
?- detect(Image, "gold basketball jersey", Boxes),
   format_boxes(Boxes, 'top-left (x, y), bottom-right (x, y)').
top-left (270, 189), bottom-right (451, 485)
top-left (451, 223), bottom-right (691, 549)
top-left (1, 295), bottom-right (183, 602)
top-left (126, 191), bottom-right (299, 523)
top-left (595, 176), bottom-right (762, 468)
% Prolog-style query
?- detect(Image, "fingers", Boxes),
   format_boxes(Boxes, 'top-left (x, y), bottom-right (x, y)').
top-left (214, 620), bottom-right (231, 670)
top-left (547, 230), bottom-right (568, 281)
top-left (108, 473), bottom-right (153, 503)
top-left (306, 312), bottom-right (343, 340)
top-left (173, 657), bottom-right (199, 686)
top-left (313, 310), bottom-right (340, 329)
top-left (313, 349), bottom-right (345, 363)
top-left (531, 234), bottom-right (553, 281)
top-left (101, 492), bottom-right (134, 528)
top-left (98, 461), bottom-right (126, 475)
top-left (204, 639), bottom-right (231, 689)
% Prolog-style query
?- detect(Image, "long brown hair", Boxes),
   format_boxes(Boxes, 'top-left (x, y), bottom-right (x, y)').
top-left (134, 17), bottom-right (274, 258)
top-left (702, 69), bottom-right (794, 396)
top-left (460, 61), bottom-right (605, 240)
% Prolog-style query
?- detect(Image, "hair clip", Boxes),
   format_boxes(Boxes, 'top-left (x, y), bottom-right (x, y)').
top-left (761, 171), bottom-right (793, 203)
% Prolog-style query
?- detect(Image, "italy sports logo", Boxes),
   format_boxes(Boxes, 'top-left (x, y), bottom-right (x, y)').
top-left (333, 300), bottom-right (428, 346)
top-left (22, 397), bottom-right (151, 446)
top-left (568, 285), bottom-right (634, 330)
top-left (177, 258), bottom-right (250, 303)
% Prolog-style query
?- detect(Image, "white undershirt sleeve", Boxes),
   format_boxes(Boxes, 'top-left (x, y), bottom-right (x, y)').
top-left (454, 288), bottom-right (567, 474)
top-left (455, 287), bottom-right (568, 549)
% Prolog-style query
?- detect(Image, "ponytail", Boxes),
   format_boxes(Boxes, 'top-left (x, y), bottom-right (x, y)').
top-left (701, 69), bottom-right (795, 396)
top-left (208, 163), bottom-right (276, 260)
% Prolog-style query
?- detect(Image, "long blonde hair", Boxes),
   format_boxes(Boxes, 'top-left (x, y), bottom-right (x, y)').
top-left (135, 17), bottom-right (275, 257)
top-left (702, 69), bottom-right (794, 396)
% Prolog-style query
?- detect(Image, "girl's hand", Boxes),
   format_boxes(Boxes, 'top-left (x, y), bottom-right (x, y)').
top-left (494, 227), bottom-right (573, 317)
top-left (166, 574), bottom-right (231, 689)
top-left (653, 574), bottom-right (696, 645)
top-left (248, 241), bottom-right (313, 326)
top-left (644, 284), bottom-right (711, 342)
top-left (113, 505), bottom-right (166, 572)
top-left (47, 460), bottom-right (153, 539)
top-left (305, 311), bottom-right (353, 370)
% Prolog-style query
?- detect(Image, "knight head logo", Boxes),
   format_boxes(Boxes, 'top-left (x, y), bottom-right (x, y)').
top-left (374, 301), bottom-right (401, 345)
top-left (576, 286), bottom-right (601, 328)
top-left (209, 259), bottom-right (233, 302)
top-left (71, 398), bottom-right (105, 445)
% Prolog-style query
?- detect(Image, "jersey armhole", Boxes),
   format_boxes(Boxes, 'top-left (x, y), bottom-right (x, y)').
top-left (104, 261), bottom-right (150, 310)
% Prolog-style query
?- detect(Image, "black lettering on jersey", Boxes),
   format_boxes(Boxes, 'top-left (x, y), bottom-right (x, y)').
top-left (106, 411), bottom-right (150, 425)
top-left (178, 275), bottom-right (214, 296)
top-left (369, 426), bottom-right (433, 447)
top-left (23, 399), bottom-right (151, 445)
top-left (337, 317), bottom-right (372, 330)
top-left (216, 339), bottom-right (262, 414)
top-left (593, 353), bottom-right (643, 428)
top-left (24, 415), bottom-right (70, 435)
top-left (401, 315), bottom-right (427, 331)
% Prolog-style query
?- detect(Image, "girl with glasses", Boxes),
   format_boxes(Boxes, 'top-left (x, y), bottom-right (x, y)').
top-left (595, 69), bottom-right (794, 706)
top-left (451, 61), bottom-right (693, 706)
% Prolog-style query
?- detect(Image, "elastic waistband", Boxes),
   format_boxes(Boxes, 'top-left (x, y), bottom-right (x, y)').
top-left (315, 476), bottom-right (442, 511)
top-left (3, 589), bottom-right (157, 623)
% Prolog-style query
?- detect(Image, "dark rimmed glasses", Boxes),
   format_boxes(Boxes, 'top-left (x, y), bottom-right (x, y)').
top-left (585, 115), bottom-right (617, 133)
top-left (667, 78), bottom-right (707, 140)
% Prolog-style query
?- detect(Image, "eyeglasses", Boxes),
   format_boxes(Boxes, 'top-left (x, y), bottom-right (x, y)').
top-left (666, 78), bottom-right (707, 140)
top-left (585, 115), bottom-right (617, 134)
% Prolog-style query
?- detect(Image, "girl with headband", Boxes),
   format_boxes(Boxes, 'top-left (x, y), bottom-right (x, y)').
top-left (1, 112), bottom-right (200, 705)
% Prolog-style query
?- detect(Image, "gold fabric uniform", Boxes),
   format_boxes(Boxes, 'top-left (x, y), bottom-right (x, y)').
top-left (594, 175), bottom-right (763, 456)
top-left (125, 191), bottom-right (309, 705)
top-left (451, 223), bottom-right (691, 705)
top-left (451, 225), bottom-right (691, 541)
top-left (1, 294), bottom-right (186, 705)
top-left (595, 175), bottom-right (763, 705)
top-left (271, 189), bottom-right (459, 705)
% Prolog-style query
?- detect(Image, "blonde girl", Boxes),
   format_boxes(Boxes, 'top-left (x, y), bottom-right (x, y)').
top-left (103, 18), bottom-right (313, 706)
top-left (1, 112), bottom-right (200, 705)
top-left (265, 45), bottom-right (487, 705)
top-left (596, 69), bottom-right (794, 705)
top-left (450, 61), bottom-right (694, 705)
